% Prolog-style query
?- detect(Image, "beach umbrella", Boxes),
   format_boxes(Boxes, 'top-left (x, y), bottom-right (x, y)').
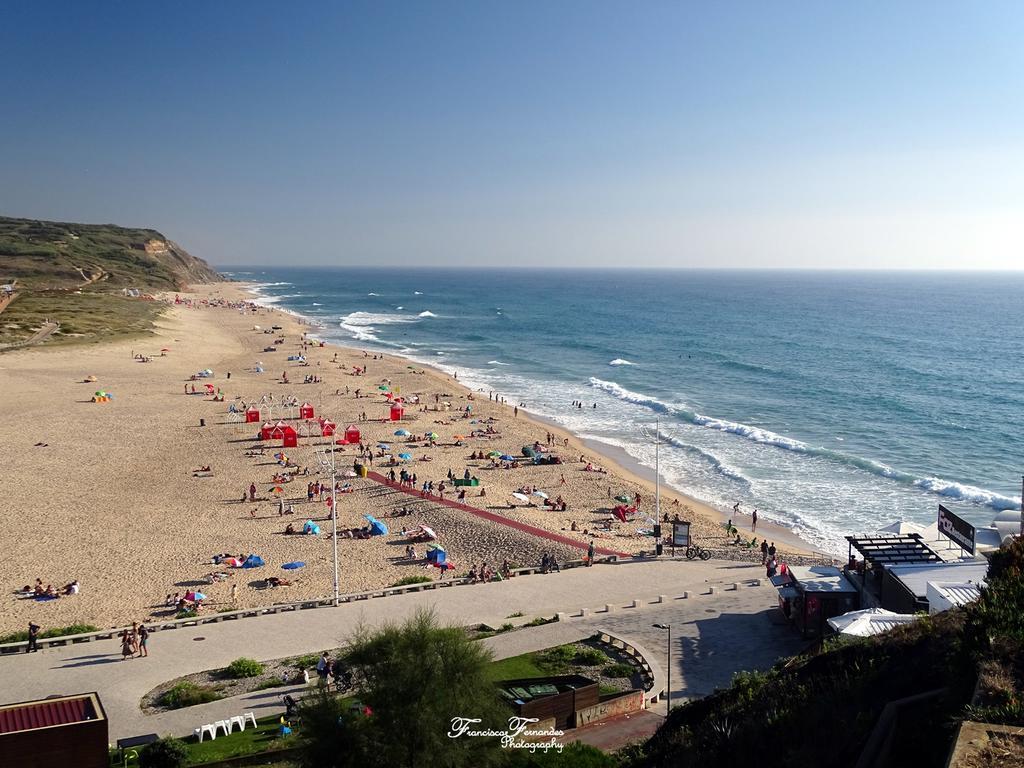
top-left (420, 525), bottom-right (437, 540)
top-left (224, 557), bottom-right (243, 568)
top-left (511, 492), bottom-right (530, 503)
top-left (398, 452), bottom-right (412, 460)
top-left (161, 347), bottom-right (170, 352)
top-left (827, 608), bottom-right (917, 637)
top-left (532, 490), bottom-right (549, 499)
top-left (615, 495), bottom-right (631, 504)
top-left (271, 486), bottom-right (284, 494)
top-left (282, 561), bottom-right (306, 570)
top-left (394, 429), bottom-right (410, 436)
top-left (378, 385), bottom-right (389, 391)
top-left (500, 455), bottom-right (516, 462)
top-left (487, 451), bottom-right (501, 458)
top-left (378, 443), bottom-right (390, 450)
top-left (428, 432), bottom-right (439, 439)
top-left (343, 470), bottom-right (357, 478)
top-left (453, 434), bottom-right (465, 440)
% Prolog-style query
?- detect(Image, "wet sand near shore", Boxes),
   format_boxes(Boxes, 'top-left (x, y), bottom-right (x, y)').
top-left (0, 282), bottom-right (825, 634)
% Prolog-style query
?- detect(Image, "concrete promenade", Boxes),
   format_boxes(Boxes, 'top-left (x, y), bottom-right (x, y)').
top-left (0, 559), bottom-right (800, 742)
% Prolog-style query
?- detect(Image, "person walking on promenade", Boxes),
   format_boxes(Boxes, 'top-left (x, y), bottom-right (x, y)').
top-left (760, 539), bottom-right (769, 565)
top-left (587, 541), bottom-right (595, 566)
top-left (26, 621), bottom-right (40, 653)
top-left (138, 624), bottom-right (149, 657)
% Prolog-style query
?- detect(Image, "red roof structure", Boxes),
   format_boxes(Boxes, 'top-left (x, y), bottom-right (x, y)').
top-left (0, 692), bottom-right (108, 768)
top-left (0, 694), bottom-right (100, 734)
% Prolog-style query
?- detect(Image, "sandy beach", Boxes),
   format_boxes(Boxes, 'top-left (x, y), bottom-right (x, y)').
top-left (0, 282), bottom-right (824, 634)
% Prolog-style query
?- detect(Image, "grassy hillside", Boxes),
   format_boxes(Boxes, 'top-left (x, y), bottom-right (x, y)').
top-left (0, 215), bottom-right (221, 291)
top-left (0, 215), bottom-right (222, 347)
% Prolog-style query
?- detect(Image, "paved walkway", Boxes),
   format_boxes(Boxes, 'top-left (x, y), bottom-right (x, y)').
top-left (0, 559), bottom-right (794, 742)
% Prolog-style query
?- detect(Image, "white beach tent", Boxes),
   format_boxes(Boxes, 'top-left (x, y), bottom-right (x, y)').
top-left (827, 608), bottom-right (918, 638)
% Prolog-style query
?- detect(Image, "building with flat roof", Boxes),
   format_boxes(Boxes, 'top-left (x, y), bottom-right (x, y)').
top-left (0, 692), bottom-right (107, 768)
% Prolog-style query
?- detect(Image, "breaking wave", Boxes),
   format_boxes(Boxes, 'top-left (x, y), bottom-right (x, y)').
top-left (589, 377), bottom-right (1019, 511)
top-left (339, 311), bottom-right (419, 342)
top-left (609, 359), bottom-right (635, 366)
top-left (418, 311), bottom-right (437, 317)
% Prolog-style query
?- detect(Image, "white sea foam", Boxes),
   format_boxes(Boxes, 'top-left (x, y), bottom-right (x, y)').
top-left (609, 359), bottom-right (635, 366)
top-left (418, 311), bottom-right (437, 317)
top-left (414, 291), bottom-right (423, 295)
top-left (488, 360), bottom-right (511, 366)
top-left (367, 292), bottom-right (379, 296)
top-left (396, 306), bottom-right (404, 310)
top-left (913, 477), bottom-right (1021, 511)
top-left (312, 302), bottom-right (322, 306)
top-left (339, 311), bottom-right (419, 342)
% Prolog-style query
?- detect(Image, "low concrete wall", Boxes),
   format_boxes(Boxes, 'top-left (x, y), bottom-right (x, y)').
top-left (575, 689), bottom-right (644, 727)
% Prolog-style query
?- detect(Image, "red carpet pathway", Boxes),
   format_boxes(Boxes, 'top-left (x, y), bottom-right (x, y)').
top-left (366, 472), bottom-right (629, 558)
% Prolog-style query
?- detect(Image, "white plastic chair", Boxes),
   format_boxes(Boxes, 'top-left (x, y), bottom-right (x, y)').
top-left (194, 723), bottom-right (217, 742)
top-left (230, 715), bottom-right (247, 732)
top-left (214, 719), bottom-right (231, 736)
top-left (244, 711), bottom-right (258, 729)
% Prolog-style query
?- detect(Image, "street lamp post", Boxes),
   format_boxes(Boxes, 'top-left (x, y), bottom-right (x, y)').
top-left (653, 623), bottom-right (671, 717)
top-left (316, 442), bottom-right (340, 606)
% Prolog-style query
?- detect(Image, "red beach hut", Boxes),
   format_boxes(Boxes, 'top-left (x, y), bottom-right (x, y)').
top-left (260, 422), bottom-right (275, 440)
top-left (279, 424), bottom-right (298, 448)
top-left (389, 404), bottom-right (404, 421)
top-left (320, 419), bottom-right (337, 437)
top-left (345, 425), bottom-right (361, 444)
top-left (245, 406), bottom-right (261, 423)
top-left (299, 402), bottom-right (315, 419)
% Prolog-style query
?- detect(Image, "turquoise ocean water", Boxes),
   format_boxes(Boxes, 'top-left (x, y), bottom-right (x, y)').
top-left (227, 268), bottom-right (1023, 553)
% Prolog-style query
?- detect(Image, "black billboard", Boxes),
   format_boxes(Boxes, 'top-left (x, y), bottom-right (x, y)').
top-left (937, 504), bottom-right (976, 555)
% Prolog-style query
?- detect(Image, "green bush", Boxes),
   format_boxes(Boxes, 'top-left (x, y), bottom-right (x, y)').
top-left (500, 623), bottom-right (515, 632)
top-left (160, 682), bottom-right (221, 709)
top-left (574, 647), bottom-right (607, 666)
top-left (226, 657), bottom-right (265, 678)
top-left (0, 624), bottom-right (99, 644)
top-left (291, 652), bottom-right (321, 670)
top-left (390, 575), bottom-right (433, 587)
top-left (602, 662), bottom-right (635, 678)
top-left (139, 736), bottom-right (188, 768)
top-left (174, 609), bottom-right (197, 619)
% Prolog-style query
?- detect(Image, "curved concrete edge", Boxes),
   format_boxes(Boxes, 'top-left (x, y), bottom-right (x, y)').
top-left (592, 628), bottom-right (665, 710)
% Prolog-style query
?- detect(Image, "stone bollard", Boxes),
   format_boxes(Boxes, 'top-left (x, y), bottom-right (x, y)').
top-left (579, 608), bottom-right (589, 618)
top-left (729, 582), bottom-right (739, 591)
top-left (656, 595), bottom-right (667, 604)
top-left (681, 591), bottom-right (689, 599)
top-left (605, 604), bottom-right (615, 613)
top-left (556, 612), bottom-right (567, 622)
top-left (752, 578), bottom-right (762, 587)
top-left (708, 586), bottom-right (716, 595)
top-left (630, 599), bottom-right (641, 608)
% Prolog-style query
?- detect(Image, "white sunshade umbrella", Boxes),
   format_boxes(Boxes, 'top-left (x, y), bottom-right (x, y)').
top-left (420, 525), bottom-right (437, 540)
top-left (532, 490), bottom-right (549, 499)
top-left (827, 608), bottom-right (917, 637)
top-left (510, 492), bottom-right (530, 503)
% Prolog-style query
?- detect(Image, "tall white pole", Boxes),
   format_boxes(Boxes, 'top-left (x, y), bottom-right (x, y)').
top-left (332, 451), bottom-right (339, 606)
top-left (655, 418), bottom-right (661, 522)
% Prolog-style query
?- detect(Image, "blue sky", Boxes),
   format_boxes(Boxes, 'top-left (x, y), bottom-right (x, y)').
top-left (1, 2), bottom-right (1022, 268)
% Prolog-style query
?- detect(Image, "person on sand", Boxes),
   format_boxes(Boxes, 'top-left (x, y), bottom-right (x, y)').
top-left (752, 508), bottom-right (758, 533)
top-left (760, 539), bottom-right (769, 565)
top-left (249, 483), bottom-right (257, 502)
